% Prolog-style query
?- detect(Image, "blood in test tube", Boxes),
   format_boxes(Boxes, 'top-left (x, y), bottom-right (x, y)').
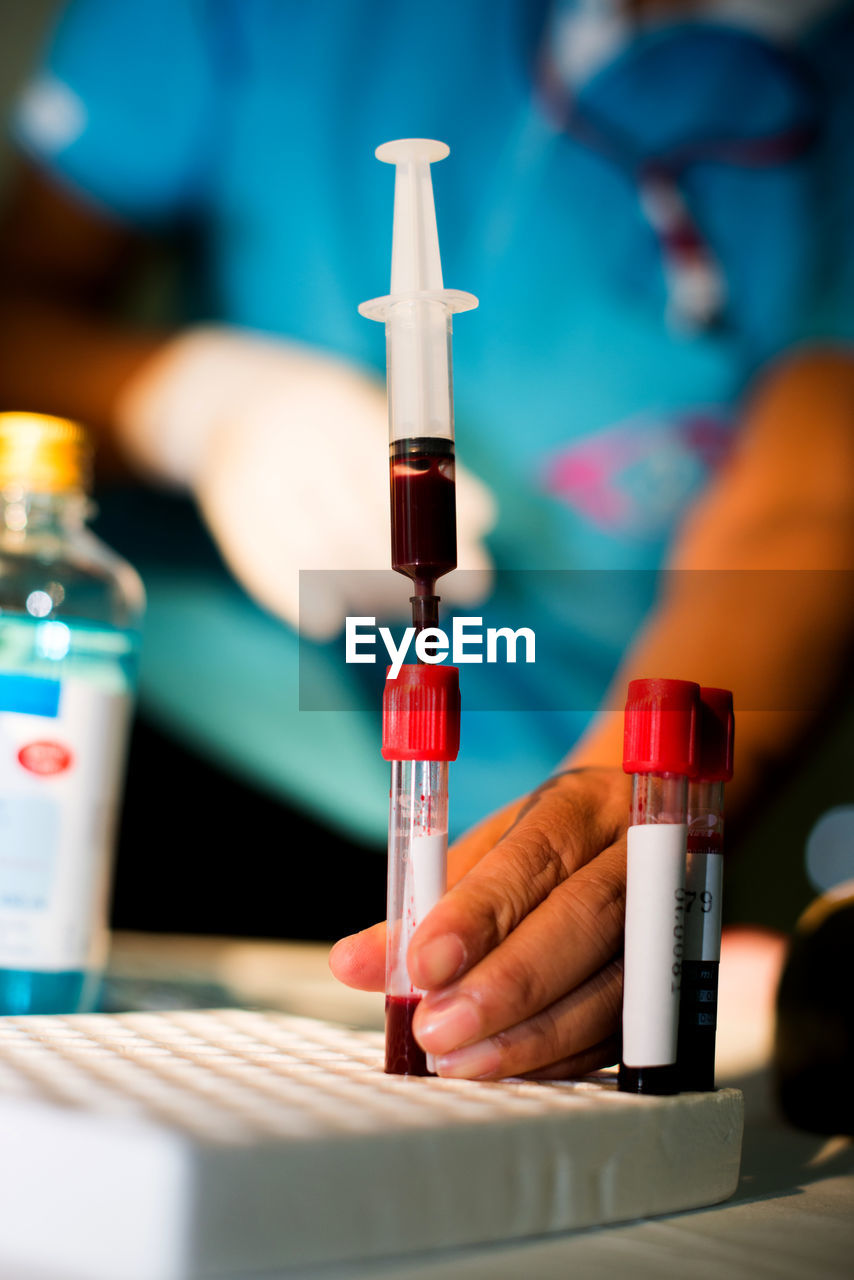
top-left (384, 994), bottom-right (429, 1076)
top-left (390, 436), bottom-right (456, 608)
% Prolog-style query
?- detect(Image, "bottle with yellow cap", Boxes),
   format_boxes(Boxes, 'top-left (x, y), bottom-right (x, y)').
top-left (0, 413), bottom-right (144, 1013)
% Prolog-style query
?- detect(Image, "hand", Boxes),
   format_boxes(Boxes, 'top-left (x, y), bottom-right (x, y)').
top-left (114, 327), bottom-right (495, 637)
top-left (330, 766), bottom-right (631, 1079)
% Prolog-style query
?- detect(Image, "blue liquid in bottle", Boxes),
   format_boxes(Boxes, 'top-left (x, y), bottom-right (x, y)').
top-left (0, 415), bottom-right (144, 1014)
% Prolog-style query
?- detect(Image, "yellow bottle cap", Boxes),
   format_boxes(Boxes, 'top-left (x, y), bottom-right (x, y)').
top-left (0, 412), bottom-right (92, 494)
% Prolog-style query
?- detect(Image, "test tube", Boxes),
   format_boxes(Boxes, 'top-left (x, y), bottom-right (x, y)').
top-left (677, 688), bottom-right (734, 1091)
top-left (382, 664), bottom-right (460, 1075)
top-left (619, 678), bottom-right (700, 1095)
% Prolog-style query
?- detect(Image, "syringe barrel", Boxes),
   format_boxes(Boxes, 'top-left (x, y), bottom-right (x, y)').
top-left (386, 759), bottom-right (449, 998)
top-left (385, 298), bottom-right (454, 442)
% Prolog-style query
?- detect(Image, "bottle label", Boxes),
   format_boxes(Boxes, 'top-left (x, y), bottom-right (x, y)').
top-left (0, 676), bottom-right (131, 971)
top-left (622, 822), bottom-right (687, 1068)
top-left (683, 843), bottom-right (724, 963)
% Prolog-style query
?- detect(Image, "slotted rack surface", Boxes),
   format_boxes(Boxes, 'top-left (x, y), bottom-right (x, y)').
top-left (0, 1010), bottom-right (743, 1280)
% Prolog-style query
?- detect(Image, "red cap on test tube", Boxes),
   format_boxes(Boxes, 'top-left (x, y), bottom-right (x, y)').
top-left (381, 665), bottom-right (460, 762)
top-left (695, 687), bottom-right (734, 782)
top-left (622, 677), bottom-right (700, 776)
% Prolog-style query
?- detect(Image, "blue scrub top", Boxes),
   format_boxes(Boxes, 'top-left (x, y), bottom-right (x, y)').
top-left (11, 0), bottom-right (854, 839)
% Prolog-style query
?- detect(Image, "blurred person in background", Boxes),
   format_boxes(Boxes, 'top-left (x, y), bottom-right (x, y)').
top-left (3, 0), bottom-right (854, 1077)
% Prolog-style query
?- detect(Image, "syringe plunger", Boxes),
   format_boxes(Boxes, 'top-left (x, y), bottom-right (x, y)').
top-left (359, 139), bottom-right (477, 444)
top-left (376, 138), bottom-right (448, 295)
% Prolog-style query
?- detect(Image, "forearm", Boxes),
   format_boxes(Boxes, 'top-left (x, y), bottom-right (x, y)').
top-left (569, 350), bottom-right (854, 812)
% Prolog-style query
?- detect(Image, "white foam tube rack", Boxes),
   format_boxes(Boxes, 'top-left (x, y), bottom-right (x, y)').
top-left (0, 1009), bottom-right (743, 1279)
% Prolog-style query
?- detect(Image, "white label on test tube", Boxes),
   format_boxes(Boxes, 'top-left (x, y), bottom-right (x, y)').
top-left (409, 832), bottom-right (447, 1074)
top-left (410, 832), bottom-right (447, 926)
top-left (622, 822), bottom-right (687, 1068)
top-left (683, 851), bottom-right (724, 963)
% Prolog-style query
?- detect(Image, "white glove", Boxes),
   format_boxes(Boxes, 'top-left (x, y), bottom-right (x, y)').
top-left (114, 327), bottom-right (496, 638)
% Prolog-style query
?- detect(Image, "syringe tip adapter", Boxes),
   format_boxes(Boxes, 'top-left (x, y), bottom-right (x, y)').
top-left (623, 677), bottom-right (700, 776)
top-left (696, 687), bottom-right (735, 783)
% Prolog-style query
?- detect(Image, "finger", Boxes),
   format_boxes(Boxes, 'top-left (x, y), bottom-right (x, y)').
top-left (408, 769), bottom-right (628, 990)
top-left (430, 959), bottom-right (623, 1080)
top-left (413, 840), bottom-right (626, 1056)
top-left (329, 800), bottom-right (532, 994)
top-left (522, 1034), bottom-right (620, 1080)
top-left (328, 922), bottom-right (386, 991)
top-left (328, 798), bottom-right (529, 992)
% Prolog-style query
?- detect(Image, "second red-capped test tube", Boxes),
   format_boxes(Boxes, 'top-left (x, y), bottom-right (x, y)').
top-left (619, 678), bottom-right (700, 1095)
top-left (382, 665), bottom-right (460, 1075)
top-left (677, 688), bottom-right (734, 1091)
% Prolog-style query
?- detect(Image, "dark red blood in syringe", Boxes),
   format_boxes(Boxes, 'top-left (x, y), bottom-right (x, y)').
top-left (390, 437), bottom-right (456, 596)
top-left (385, 994), bottom-right (431, 1076)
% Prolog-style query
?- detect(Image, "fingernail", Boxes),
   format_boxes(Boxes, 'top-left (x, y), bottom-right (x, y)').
top-left (415, 995), bottom-right (481, 1054)
top-left (413, 934), bottom-right (466, 988)
top-left (435, 1039), bottom-right (502, 1080)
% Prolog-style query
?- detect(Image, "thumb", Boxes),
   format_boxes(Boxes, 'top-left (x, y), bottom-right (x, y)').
top-left (329, 921), bottom-right (386, 991)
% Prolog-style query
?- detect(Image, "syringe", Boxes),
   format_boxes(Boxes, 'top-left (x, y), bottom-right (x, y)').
top-left (359, 139), bottom-right (478, 633)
